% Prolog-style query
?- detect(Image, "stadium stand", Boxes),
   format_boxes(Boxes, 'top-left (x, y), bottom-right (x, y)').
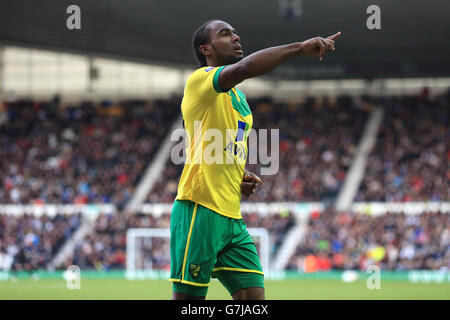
top-left (287, 208), bottom-right (450, 272)
top-left (61, 211), bottom-right (170, 270)
top-left (0, 98), bottom-right (179, 209)
top-left (147, 95), bottom-right (370, 203)
top-left (0, 212), bottom-right (81, 272)
top-left (0, 92), bottom-right (449, 273)
top-left (356, 92), bottom-right (449, 202)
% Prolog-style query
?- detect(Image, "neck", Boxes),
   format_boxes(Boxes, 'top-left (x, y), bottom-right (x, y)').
top-left (205, 58), bottom-right (220, 67)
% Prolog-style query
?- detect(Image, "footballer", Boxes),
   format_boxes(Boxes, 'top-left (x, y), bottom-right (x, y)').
top-left (170, 19), bottom-right (341, 300)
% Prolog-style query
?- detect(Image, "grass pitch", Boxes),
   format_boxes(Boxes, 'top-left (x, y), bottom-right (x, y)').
top-left (1, 278), bottom-right (449, 300)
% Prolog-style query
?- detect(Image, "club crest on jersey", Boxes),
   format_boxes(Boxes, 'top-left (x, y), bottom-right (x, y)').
top-left (223, 120), bottom-right (249, 162)
top-left (205, 67), bottom-right (215, 72)
top-left (189, 263), bottom-right (201, 278)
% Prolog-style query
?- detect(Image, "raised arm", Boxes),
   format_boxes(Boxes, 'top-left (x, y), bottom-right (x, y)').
top-left (219, 32), bottom-right (342, 91)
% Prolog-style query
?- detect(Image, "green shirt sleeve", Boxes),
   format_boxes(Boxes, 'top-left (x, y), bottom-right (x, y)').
top-left (212, 66), bottom-right (229, 93)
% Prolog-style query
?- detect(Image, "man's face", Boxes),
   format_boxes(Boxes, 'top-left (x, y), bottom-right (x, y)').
top-left (203, 20), bottom-right (243, 66)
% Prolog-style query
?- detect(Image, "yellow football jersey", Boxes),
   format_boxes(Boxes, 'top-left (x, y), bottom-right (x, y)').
top-left (176, 66), bottom-right (253, 219)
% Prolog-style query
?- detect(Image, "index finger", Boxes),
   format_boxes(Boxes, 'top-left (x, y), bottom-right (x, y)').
top-left (327, 31), bottom-right (342, 40)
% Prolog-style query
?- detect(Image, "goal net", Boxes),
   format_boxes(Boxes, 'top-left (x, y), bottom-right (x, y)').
top-left (126, 228), bottom-right (269, 280)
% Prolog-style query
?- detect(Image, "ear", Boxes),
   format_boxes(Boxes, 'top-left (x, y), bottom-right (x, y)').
top-left (199, 44), bottom-right (211, 57)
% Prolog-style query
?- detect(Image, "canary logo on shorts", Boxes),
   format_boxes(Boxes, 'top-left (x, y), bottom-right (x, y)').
top-left (189, 264), bottom-right (201, 278)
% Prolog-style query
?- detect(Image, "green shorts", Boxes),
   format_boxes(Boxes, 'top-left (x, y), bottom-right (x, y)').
top-left (170, 199), bottom-right (264, 297)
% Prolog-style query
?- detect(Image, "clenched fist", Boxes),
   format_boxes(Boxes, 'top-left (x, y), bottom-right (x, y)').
top-left (240, 170), bottom-right (262, 198)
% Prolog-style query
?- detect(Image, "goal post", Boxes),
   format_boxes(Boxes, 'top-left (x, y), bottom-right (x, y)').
top-left (126, 227), bottom-right (270, 280)
top-left (126, 228), bottom-right (170, 278)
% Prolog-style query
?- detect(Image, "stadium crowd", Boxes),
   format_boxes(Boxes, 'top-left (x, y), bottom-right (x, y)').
top-left (287, 209), bottom-right (449, 272)
top-left (245, 96), bottom-right (368, 203)
top-left (0, 97), bottom-right (179, 209)
top-left (0, 212), bottom-right (81, 271)
top-left (148, 95), bottom-right (370, 203)
top-left (356, 92), bottom-right (449, 202)
top-left (61, 211), bottom-right (171, 270)
top-left (243, 210), bottom-right (296, 259)
top-left (1, 92), bottom-right (448, 273)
